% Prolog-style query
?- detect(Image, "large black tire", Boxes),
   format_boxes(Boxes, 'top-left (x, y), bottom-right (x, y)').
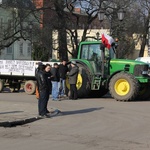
top-left (136, 83), bottom-right (150, 100)
top-left (109, 72), bottom-right (139, 101)
top-left (0, 79), bottom-right (4, 92)
top-left (24, 80), bottom-right (36, 95)
top-left (66, 64), bottom-right (91, 98)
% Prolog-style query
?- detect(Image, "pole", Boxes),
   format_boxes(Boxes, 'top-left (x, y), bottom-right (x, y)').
top-left (148, 20), bottom-right (150, 56)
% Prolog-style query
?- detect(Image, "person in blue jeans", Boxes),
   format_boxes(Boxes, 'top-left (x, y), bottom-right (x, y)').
top-left (51, 63), bottom-right (60, 101)
top-left (58, 60), bottom-right (68, 98)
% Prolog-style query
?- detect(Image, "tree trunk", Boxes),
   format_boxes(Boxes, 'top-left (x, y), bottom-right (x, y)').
top-left (139, 17), bottom-right (149, 57)
top-left (58, 28), bottom-right (68, 61)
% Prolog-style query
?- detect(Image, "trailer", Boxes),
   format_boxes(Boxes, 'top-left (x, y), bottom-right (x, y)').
top-left (0, 60), bottom-right (58, 94)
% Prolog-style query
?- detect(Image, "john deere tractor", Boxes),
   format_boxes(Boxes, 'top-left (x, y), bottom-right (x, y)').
top-left (66, 40), bottom-right (150, 101)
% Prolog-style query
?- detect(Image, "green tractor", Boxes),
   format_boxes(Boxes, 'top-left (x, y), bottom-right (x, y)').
top-left (66, 40), bottom-right (150, 101)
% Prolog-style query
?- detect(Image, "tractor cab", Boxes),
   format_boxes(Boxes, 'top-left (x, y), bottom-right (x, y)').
top-left (78, 41), bottom-right (115, 77)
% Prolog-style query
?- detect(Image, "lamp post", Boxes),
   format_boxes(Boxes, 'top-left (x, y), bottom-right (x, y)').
top-left (96, 32), bottom-right (100, 40)
top-left (148, 21), bottom-right (150, 56)
top-left (97, 9), bottom-right (125, 35)
top-left (29, 22), bottom-right (33, 60)
top-left (117, 9), bottom-right (125, 21)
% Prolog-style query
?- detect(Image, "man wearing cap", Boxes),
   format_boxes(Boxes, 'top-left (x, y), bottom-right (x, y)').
top-left (51, 63), bottom-right (60, 101)
top-left (67, 61), bottom-right (79, 100)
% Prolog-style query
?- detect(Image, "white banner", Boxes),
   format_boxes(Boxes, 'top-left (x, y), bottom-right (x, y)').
top-left (0, 60), bottom-right (37, 76)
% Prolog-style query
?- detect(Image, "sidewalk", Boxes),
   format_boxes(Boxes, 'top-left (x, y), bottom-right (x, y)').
top-left (0, 99), bottom-right (59, 127)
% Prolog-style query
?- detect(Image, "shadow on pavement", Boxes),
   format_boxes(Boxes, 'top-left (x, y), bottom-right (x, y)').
top-left (0, 111), bottom-right (23, 115)
top-left (60, 107), bottom-right (104, 116)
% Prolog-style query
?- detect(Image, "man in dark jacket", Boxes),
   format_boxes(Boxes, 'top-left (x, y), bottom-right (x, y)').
top-left (58, 60), bottom-right (68, 98)
top-left (36, 64), bottom-right (51, 117)
top-left (68, 61), bottom-right (79, 100)
top-left (45, 63), bottom-right (52, 94)
top-left (51, 63), bottom-right (60, 101)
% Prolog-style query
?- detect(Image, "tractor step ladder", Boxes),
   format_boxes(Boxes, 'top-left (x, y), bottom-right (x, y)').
top-left (91, 76), bottom-right (101, 90)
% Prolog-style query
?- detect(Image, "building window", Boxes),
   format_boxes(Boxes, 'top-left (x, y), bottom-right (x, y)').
top-left (8, 19), bottom-right (12, 29)
top-left (7, 46), bottom-right (12, 54)
top-left (27, 43), bottom-right (31, 56)
top-left (19, 42), bottom-right (23, 55)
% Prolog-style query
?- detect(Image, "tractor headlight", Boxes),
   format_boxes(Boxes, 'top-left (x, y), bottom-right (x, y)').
top-left (142, 71), bottom-right (148, 75)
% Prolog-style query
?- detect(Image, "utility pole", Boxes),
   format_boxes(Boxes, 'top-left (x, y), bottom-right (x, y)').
top-left (148, 20), bottom-right (150, 56)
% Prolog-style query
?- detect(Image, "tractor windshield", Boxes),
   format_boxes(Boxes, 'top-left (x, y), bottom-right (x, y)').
top-left (80, 44), bottom-right (102, 73)
top-left (81, 44), bottom-right (101, 60)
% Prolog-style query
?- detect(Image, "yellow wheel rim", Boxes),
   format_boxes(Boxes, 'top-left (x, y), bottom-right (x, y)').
top-left (66, 74), bottom-right (82, 90)
top-left (115, 79), bottom-right (130, 96)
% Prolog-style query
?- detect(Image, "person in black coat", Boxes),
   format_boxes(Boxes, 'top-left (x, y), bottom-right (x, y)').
top-left (58, 60), bottom-right (68, 97)
top-left (36, 64), bottom-right (51, 117)
top-left (45, 64), bottom-right (52, 94)
top-left (67, 61), bottom-right (79, 100)
top-left (50, 63), bottom-right (60, 101)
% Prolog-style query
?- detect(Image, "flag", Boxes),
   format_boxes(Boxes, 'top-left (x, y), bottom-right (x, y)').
top-left (101, 33), bottom-right (115, 49)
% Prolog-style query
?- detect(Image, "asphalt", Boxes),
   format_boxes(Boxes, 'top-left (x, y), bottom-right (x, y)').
top-left (0, 98), bottom-right (61, 128)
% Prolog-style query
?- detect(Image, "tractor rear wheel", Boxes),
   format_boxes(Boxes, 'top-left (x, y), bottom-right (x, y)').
top-left (109, 72), bottom-right (139, 101)
top-left (66, 64), bottom-right (91, 98)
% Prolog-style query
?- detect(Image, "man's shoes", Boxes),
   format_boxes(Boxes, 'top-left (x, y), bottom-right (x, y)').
top-left (39, 114), bottom-right (51, 118)
top-left (52, 99), bottom-right (61, 101)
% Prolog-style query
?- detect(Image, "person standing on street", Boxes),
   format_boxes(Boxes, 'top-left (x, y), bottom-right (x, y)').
top-left (45, 63), bottom-right (52, 95)
top-left (58, 59), bottom-right (68, 98)
top-left (36, 64), bottom-right (51, 117)
top-left (51, 63), bottom-right (60, 101)
top-left (68, 61), bottom-right (79, 100)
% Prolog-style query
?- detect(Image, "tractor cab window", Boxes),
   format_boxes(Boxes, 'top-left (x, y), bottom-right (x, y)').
top-left (105, 47), bottom-right (116, 59)
top-left (81, 44), bottom-right (102, 73)
top-left (81, 44), bottom-right (101, 60)
top-left (81, 45), bottom-right (88, 59)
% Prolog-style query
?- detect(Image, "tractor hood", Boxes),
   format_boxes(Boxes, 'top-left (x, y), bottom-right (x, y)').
top-left (110, 59), bottom-right (149, 75)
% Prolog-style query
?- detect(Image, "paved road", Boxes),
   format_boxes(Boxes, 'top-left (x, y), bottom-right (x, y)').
top-left (1, 92), bottom-right (150, 150)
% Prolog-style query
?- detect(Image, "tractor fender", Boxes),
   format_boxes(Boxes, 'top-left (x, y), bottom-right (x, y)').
top-left (106, 70), bottom-right (124, 88)
top-left (68, 60), bottom-right (93, 77)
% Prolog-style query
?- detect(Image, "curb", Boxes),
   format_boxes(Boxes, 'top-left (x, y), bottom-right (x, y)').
top-left (0, 117), bottom-right (42, 127)
top-left (0, 109), bottom-right (62, 127)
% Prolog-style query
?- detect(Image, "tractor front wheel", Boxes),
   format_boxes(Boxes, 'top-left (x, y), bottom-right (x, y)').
top-left (109, 72), bottom-right (139, 101)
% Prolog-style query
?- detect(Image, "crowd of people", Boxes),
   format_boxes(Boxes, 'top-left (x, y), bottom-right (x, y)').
top-left (35, 60), bottom-right (79, 118)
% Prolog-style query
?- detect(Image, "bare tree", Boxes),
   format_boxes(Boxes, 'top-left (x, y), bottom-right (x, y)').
top-left (136, 0), bottom-right (150, 57)
top-left (0, 0), bottom-right (35, 50)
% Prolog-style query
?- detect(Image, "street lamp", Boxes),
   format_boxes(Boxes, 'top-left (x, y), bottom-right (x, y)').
top-left (98, 9), bottom-right (105, 22)
top-left (117, 9), bottom-right (125, 21)
top-left (97, 8), bottom-right (125, 35)
top-left (28, 22), bottom-right (33, 60)
top-left (96, 32), bottom-right (100, 40)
